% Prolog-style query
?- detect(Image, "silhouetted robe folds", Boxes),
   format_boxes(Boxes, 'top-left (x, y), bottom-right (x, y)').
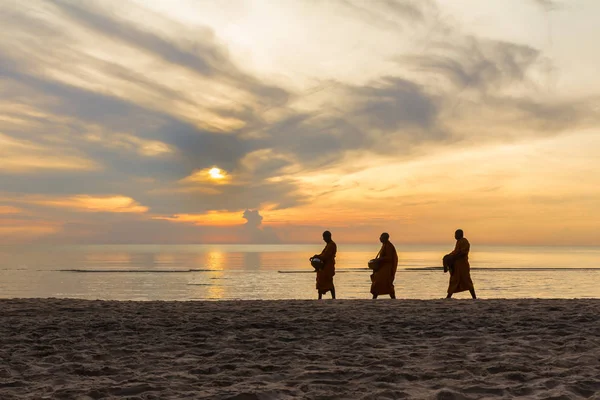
top-left (316, 241), bottom-right (337, 294)
top-left (370, 241), bottom-right (398, 296)
top-left (446, 238), bottom-right (474, 294)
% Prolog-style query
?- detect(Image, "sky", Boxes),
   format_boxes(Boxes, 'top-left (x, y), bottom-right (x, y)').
top-left (1, 0), bottom-right (599, 245)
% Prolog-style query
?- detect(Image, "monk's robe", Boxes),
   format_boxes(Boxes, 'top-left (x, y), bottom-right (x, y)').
top-left (370, 241), bottom-right (398, 296)
top-left (315, 241), bottom-right (337, 294)
top-left (446, 237), bottom-right (474, 294)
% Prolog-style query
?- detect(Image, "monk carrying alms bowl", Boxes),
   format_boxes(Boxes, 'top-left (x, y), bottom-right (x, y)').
top-left (442, 254), bottom-right (454, 274)
top-left (368, 258), bottom-right (380, 272)
top-left (311, 231), bottom-right (337, 299)
top-left (310, 257), bottom-right (325, 271)
top-left (369, 233), bottom-right (398, 299)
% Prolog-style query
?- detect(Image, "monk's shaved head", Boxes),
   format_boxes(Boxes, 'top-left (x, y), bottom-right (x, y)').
top-left (323, 230), bottom-right (332, 238)
top-left (379, 232), bottom-right (389, 243)
top-left (455, 229), bottom-right (464, 240)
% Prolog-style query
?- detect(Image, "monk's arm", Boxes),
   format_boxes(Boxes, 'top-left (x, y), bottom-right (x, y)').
top-left (375, 245), bottom-right (387, 261)
top-left (325, 244), bottom-right (336, 262)
top-left (449, 241), bottom-right (468, 258)
top-left (317, 244), bottom-right (334, 262)
top-left (378, 245), bottom-right (398, 262)
top-left (312, 246), bottom-right (325, 260)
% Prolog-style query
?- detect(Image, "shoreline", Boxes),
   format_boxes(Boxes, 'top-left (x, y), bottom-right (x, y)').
top-left (3, 296), bottom-right (600, 301)
top-left (1, 299), bottom-right (599, 399)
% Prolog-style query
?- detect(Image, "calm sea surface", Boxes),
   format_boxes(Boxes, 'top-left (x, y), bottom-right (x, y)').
top-left (0, 244), bottom-right (598, 300)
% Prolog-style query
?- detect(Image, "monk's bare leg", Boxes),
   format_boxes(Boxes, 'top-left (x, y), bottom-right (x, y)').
top-left (331, 286), bottom-right (336, 299)
top-left (372, 294), bottom-right (378, 299)
top-left (469, 289), bottom-right (477, 299)
top-left (446, 293), bottom-right (452, 299)
top-left (390, 292), bottom-right (396, 299)
top-left (318, 291), bottom-right (323, 300)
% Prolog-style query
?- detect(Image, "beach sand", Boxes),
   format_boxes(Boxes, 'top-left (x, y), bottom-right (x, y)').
top-left (0, 299), bottom-right (599, 399)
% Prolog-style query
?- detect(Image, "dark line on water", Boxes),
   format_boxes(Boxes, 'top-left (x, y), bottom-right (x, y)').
top-left (187, 283), bottom-right (220, 286)
top-left (405, 267), bottom-right (600, 271)
top-left (279, 267), bottom-right (600, 273)
top-left (278, 269), bottom-right (368, 274)
top-left (58, 269), bottom-right (219, 273)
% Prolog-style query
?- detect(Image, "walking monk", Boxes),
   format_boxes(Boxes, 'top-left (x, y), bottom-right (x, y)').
top-left (444, 229), bottom-right (477, 299)
top-left (312, 231), bottom-right (336, 299)
top-left (370, 233), bottom-right (398, 299)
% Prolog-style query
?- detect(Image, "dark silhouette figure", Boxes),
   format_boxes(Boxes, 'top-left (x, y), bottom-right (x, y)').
top-left (370, 233), bottom-right (398, 299)
top-left (444, 229), bottom-right (476, 299)
top-left (312, 231), bottom-right (336, 299)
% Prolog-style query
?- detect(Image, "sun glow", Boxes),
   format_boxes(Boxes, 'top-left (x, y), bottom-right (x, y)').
top-left (179, 168), bottom-right (231, 185)
top-left (209, 167), bottom-right (225, 179)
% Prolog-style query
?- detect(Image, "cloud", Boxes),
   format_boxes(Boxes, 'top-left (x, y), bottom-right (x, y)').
top-left (179, 168), bottom-right (232, 186)
top-left (153, 211), bottom-right (244, 226)
top-left (27, 217), bottom-right (232, 244)
top-left (83, 132), bottom-right (173, 157)
top-left (334, 0), bottom-right (432, 31)
top-left (0, 205), bottom-right (22, 215)
top-left (3, 194), bottom-right (148, 213)
top-left (45, 0), bottom-right (288, 108)
top-left (242, 209), bottom-right (280, 244)
top-left (406, 38), bottom-right (541, 92)
top-left (348, 77), bottom-right (439, 134)
top-left (401, 35), bottom-right (600, 139)
top-left (256, 78), bottom-right (443, 170)
top-left (36, 208), bottom-right (281, 244)
top-left (533, 0), bottom-right (560, 12)
top-left (0, 133), bottom-right (99, 173)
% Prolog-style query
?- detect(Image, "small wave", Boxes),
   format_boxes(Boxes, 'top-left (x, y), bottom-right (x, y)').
top-left (278, 271), bottom-right (314, 274)
top-left (278, 267), bottom-right (600, 274)
top-left (190, 269), bottom-right (222, 272)
top-left (187, 283), bottom-right (218, 286)
top-left (278, 269), bottom-right (368, 274)
top-left (59, 269), bottom-right (209, 273)
top-left (404, 267), bottom-right (600, 271)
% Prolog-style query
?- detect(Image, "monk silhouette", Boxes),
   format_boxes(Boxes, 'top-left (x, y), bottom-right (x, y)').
top-left (312, 231), bottom-right (336, 299)
top-left (370, 233), bottom-right (398, 299)
top-left (444, 229), bottom-right (477, 299)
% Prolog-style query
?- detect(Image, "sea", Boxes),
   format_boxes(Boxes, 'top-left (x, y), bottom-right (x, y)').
top-left (0, 244), bottom-right (599, 300)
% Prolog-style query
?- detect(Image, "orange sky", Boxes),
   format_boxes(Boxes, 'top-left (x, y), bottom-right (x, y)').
top-left (1, 0), bottom-right (599, 245)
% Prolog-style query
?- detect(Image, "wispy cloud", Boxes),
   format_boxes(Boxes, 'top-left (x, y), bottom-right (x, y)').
top-left (0, 133), bottom-right (99, 172)
top-left (533, 0), bottom-right (560, 12)
top-left (2, 194), bottom-right (148, 213)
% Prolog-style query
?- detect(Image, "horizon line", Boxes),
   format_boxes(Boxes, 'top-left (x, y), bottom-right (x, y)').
top-left (3, 243), bottom-right (600, 248)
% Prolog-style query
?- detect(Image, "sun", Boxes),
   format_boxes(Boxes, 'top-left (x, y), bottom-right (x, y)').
top-left (208, 167), bottom-right (225, 180)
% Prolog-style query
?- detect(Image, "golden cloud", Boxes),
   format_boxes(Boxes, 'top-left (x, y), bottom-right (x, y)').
top-left (179, 167), bottom-right (232, 185)
top-left (20, 195), bottom-right (148, 213)
top-left (83, 131), bottom-right (173, 157)
top-left (153, 211), bottom-right (244, 226)
top-left (0, 133), bottom-right (99, 172)
top-left (0, 205), bottom-right (22, 215)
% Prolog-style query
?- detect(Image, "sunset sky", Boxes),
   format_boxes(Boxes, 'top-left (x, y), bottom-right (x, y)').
top-left (1, 0), bottom-right (599, 245)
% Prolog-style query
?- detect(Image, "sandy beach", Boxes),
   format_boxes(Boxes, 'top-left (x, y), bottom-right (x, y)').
top-left (0, 299), bottom-right (599, 399)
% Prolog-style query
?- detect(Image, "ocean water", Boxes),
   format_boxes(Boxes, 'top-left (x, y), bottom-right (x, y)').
top-left (0, 244), bottom-right (598, 300)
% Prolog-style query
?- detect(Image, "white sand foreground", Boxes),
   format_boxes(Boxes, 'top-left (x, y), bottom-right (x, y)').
top-left (0, 299), bottom-right (599, 400)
